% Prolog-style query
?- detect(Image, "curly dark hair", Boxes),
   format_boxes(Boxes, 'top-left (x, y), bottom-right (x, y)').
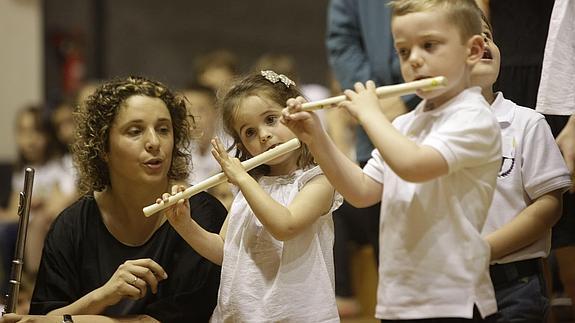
top-left (73, 76), bottom-right (191, 194)
top-left (218, 71), bottom-right (315, 175)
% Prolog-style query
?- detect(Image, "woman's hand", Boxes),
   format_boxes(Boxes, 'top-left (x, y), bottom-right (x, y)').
top-left (210, 137), bottom-right (250, 186)
top-left (0, 314), bottom-right (60, 323)
top-left (0, 313), bottom-right (160, 323)
top-left (94, 259), bottom-right (167, 307)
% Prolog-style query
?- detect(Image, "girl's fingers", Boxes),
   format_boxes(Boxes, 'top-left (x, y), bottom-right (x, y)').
top-left (344, 89), bottom-right (357, 100)
top-left (215, 137), bottom-right (227, 154)
top-left (295, 96), bottom-right (307, 104)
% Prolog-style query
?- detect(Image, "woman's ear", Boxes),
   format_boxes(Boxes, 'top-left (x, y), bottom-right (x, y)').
top-left (467, 34), bottom-right (485, 66)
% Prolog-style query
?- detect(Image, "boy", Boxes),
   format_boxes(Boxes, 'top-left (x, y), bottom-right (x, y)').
top-left (471, 16), bottom-right (572, 321)
top-left (283, 0), bottom-right (500, 320)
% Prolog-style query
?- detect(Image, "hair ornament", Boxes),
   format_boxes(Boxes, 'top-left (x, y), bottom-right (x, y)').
top-left (260, 70), bottom-right (295, 88)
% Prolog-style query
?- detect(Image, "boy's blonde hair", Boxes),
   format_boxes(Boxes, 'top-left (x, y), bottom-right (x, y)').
top-left (389, 0), bottom-right (483, 43)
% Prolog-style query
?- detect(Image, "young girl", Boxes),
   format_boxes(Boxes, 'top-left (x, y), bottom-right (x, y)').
top-left (164, 70), bottom-right (342, 322)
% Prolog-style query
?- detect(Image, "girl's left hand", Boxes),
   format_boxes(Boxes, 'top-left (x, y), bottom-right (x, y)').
top-left (161, 184), bottom-right (191, 230)
top-left (211, 137), bottom-right (250, 186)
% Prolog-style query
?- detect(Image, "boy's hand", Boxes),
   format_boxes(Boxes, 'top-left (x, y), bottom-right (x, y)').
top-left (211, 137), bottom-right (250, 186)
top-left (281, 96), bottom-right (324, 145)
top-left (340, 81), bottom-right (387, 123)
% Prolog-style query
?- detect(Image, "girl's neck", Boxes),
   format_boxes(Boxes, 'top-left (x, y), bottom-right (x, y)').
top-left (268, 164), bottom-right (299, 177)
top-left (267, 150), bottom-right (300, 176)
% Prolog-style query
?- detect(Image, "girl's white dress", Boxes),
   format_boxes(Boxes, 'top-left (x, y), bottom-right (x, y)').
top-left (210, 166), bottom-right (342, 323)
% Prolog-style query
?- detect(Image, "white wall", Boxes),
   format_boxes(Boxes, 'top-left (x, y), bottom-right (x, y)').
top-left (0, 0), bottom-right (43, 162)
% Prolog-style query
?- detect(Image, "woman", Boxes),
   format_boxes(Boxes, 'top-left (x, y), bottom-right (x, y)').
top-left (2, 76), bottom-right (226, 323)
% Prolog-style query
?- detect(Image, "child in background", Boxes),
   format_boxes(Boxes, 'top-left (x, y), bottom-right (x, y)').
top-left (283, 0), bottom-right (500, 320)
top-left (0, 105), bottom-right (76, 313)
top-left (471, 15), bottom-right (572, 321)
top-left (183, 84), bottom-right (233, 209)
top-left (164, 71), bottom-right (342, 322)
top-left (193, 49), bottom-right (238, 92)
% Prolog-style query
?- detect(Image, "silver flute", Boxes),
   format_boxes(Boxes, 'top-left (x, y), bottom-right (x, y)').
top-left (1, 167), bottom-right (34, 316)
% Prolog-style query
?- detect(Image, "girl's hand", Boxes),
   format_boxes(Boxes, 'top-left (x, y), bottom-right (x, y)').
top-left (281, 96), bottom-right (323, 145)
top-left (161, 185), bottom-right (192, 230)
top-left (339, 81), bottom-right (385, 123)
top-left (94, 259), bottom-right (167, 307)
top-left (211, 137), bottom-right (250, 186)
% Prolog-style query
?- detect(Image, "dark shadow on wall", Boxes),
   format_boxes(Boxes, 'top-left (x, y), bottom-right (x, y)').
top-left (43, 0), bottom-right (329, 103)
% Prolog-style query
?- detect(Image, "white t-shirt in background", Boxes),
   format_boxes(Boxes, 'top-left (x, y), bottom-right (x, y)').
top-left (483, 93), bottom-right (572, 264)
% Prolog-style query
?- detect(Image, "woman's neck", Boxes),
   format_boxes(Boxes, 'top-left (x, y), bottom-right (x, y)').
top-left (96, 181), bottom-right (169, 246)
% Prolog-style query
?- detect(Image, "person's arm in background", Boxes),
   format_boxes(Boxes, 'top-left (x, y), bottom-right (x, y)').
top-left (326, 0), bottom-right (410, 131)
top-left (557, 114), bottom-right (575, 191)
top-left (326, 0), bottom-right (370, 91)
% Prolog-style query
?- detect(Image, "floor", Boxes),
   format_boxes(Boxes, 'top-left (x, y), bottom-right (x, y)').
top-left (341, 305), bottom-right (573, 323)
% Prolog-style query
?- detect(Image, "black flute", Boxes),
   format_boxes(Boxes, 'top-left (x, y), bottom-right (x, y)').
top-left (1, 167), bottom-right (34, 316)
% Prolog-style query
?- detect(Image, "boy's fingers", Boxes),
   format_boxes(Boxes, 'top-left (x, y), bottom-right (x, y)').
top-left (354, 82), bottom-right (366, 92)
top-left (366, 80), bottom-right (376, 90)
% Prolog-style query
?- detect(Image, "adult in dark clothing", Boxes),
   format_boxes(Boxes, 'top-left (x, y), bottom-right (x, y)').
top-left (28, 193), bottom-right (224, 322)
top-left (486, 0), bottom-right (555, 109)
top-left (1, 76), bottom-right (225, 323)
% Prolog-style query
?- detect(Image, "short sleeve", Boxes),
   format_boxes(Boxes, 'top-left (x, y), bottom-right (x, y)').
top-left (423, 106), bottom-right (501, 174)
top-left (297, 166), bottom-right (343, 214)
top-left (363, 149), bottom-right (386, 184)
top-left (521, 117), bottom-right (572, 199)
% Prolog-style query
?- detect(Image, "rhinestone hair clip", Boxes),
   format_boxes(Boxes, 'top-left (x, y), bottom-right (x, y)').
top-left (260, 70), bottom-right (296, 88)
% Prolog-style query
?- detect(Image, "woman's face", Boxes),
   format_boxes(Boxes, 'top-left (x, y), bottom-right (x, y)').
top-left (16, 111), bottom-right (48, 164)
top-left (106, 95), bottom-right (174, 187)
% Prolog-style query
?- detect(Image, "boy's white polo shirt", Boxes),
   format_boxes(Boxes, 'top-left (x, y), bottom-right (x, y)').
top-left (364, 87), bottom-right (500, 319)
top-left (482, 93), bottom-right (572, 264)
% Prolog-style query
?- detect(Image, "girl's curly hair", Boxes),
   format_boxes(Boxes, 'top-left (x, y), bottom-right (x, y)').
top-left (73, 76), bottom-right (191, 194)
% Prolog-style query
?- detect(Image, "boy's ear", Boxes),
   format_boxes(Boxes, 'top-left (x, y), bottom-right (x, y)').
top-left (466, 34), bottom-right (485, 66)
